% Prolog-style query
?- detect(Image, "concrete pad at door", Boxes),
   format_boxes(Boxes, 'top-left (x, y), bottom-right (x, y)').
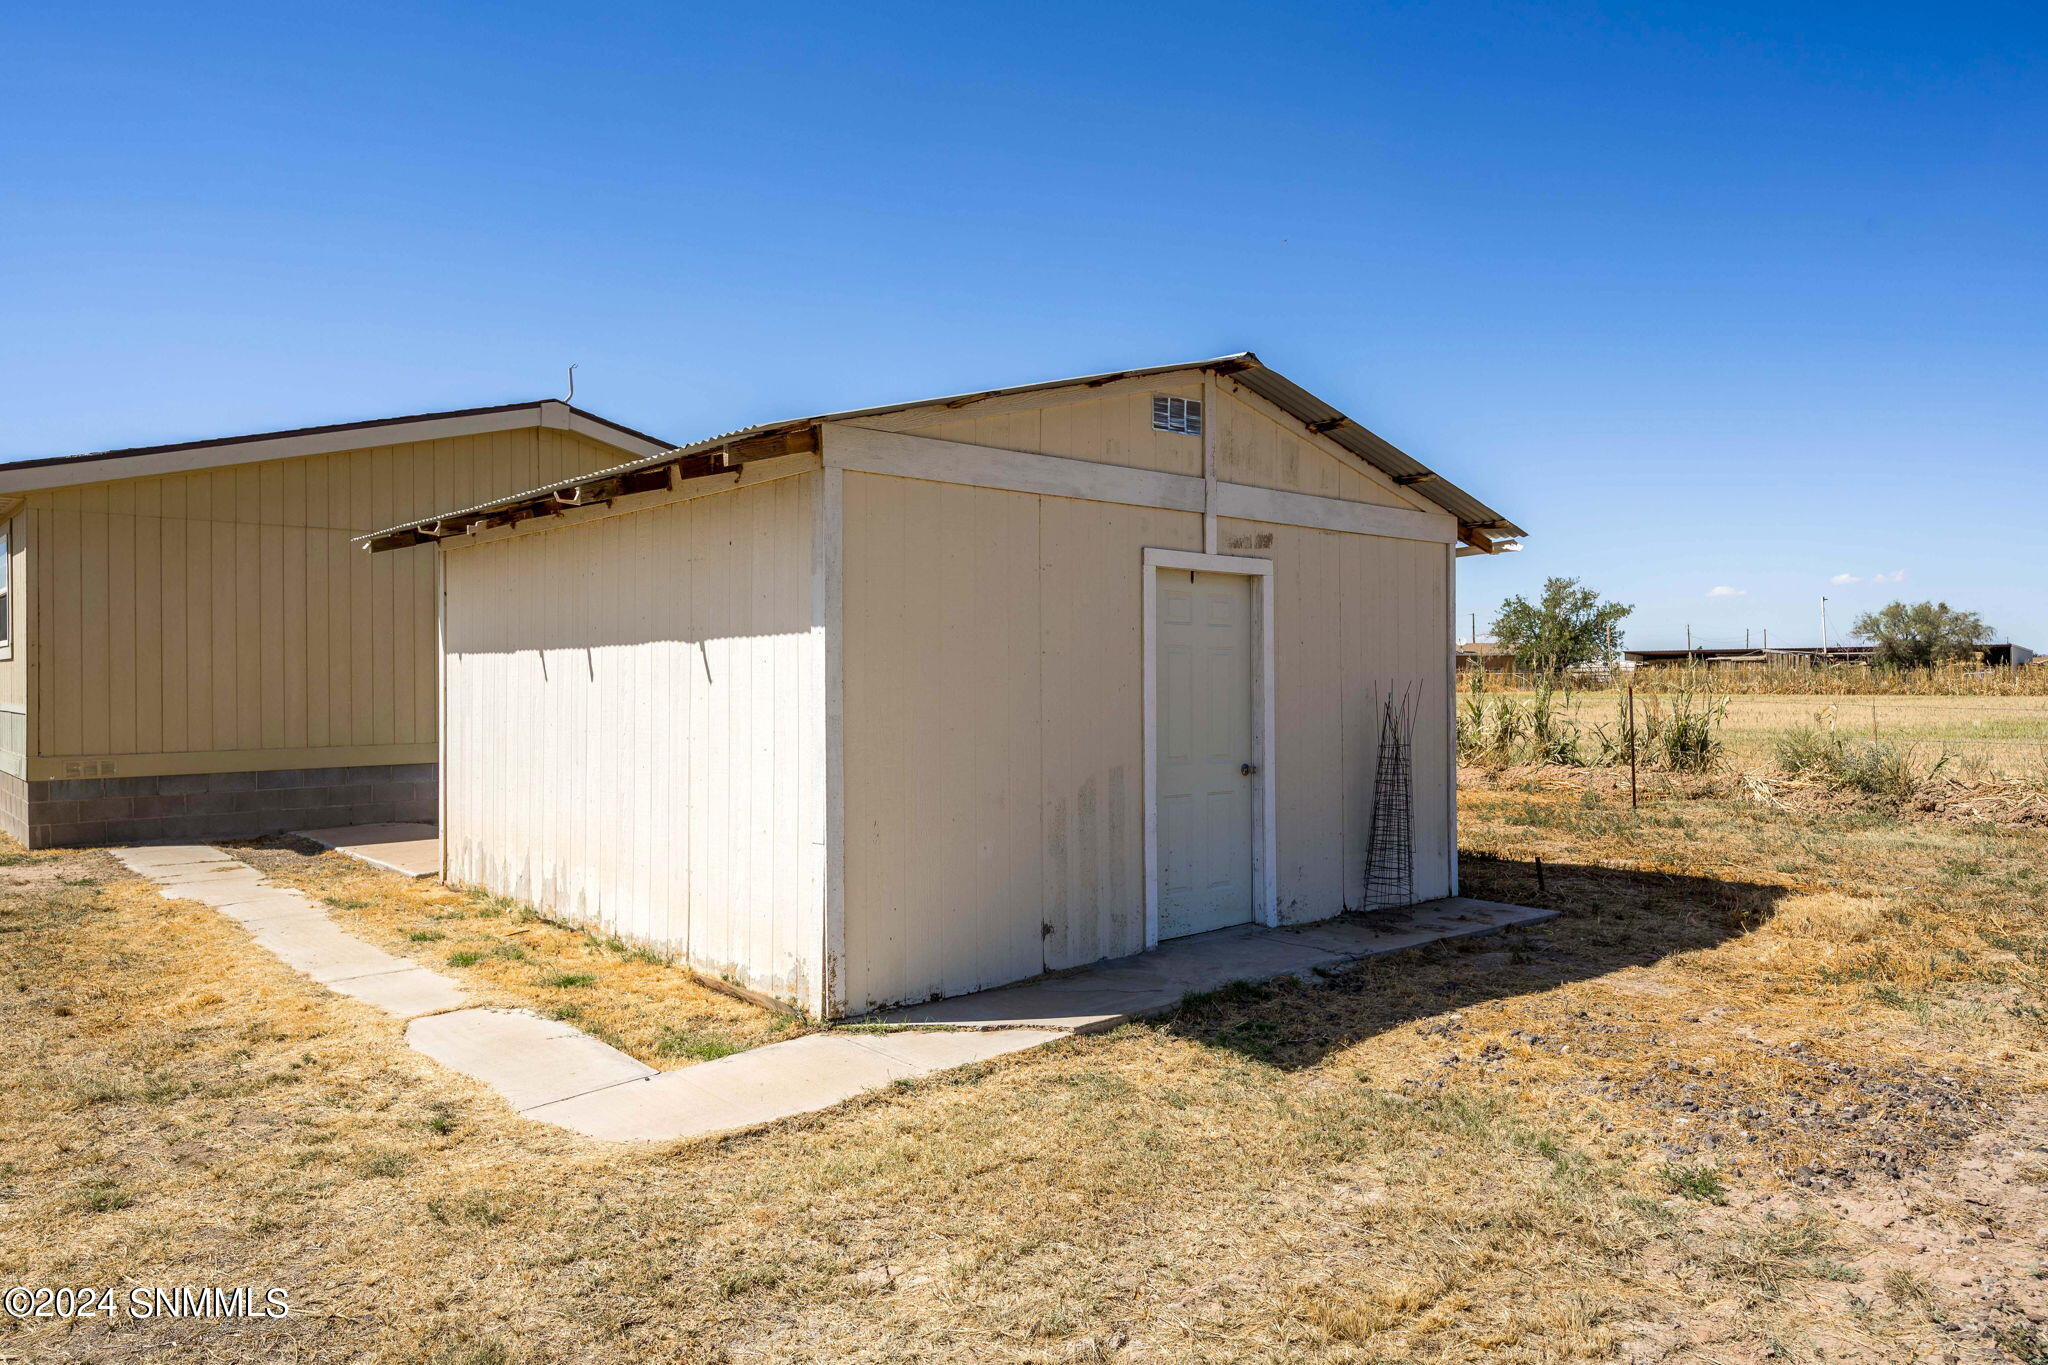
top-left (407, 1009), bottom-right (656, 1112)
top-left (869, 896), bottom-right (1558, 1032)
top-left (294, 823), bottom-right (440, 878)
top-left (328, 966), bottom-right (468, 1018)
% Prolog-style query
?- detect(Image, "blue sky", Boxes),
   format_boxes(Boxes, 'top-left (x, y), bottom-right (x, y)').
top-left (5, 1), bottom-right (2042, 649)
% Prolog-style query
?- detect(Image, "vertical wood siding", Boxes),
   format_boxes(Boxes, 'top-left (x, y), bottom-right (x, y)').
top-left (1209, 381), bottom-right (1435, 509)
top-left (839, 467), bottom-right (1453, 1011)
top-left (859, 374), bottom-right (1439, 514)
top-left (865, 382), bottom-right (1207, 477)
top-left (441, 474), bottom-right (820, 1008)
top-left (25, 427), bottom-right (620, 771)
top-left (1220, 515), bottom-right (1456, 916)
top-left (839, 470), bottom-right (1203, 1013)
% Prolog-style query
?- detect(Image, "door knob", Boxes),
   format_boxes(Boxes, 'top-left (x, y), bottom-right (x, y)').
top-left (1240, 763), bottom-right (1258, 776)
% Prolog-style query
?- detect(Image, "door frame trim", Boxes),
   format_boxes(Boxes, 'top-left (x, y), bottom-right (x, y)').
top-left (1141, 547), bottom-right (1279, 949)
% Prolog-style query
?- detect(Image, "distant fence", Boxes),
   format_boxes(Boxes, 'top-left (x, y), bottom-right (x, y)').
top-left (1459, 660), bottom-right (2048, 697)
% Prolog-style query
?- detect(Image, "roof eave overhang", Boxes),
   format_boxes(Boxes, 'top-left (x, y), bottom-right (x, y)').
top-left (0, 401), bottom-right (672, 495)
top-left (361, 353), bottom-right (1525, 553)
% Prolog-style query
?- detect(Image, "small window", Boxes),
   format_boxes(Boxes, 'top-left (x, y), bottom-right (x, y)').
top-left (1152, 394), bottom-right (1203, 435)
top-left (0, 523), bottom-right (12, 649)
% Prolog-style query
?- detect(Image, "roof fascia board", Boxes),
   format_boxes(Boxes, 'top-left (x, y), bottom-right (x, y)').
top-left (0, 401), bottom-right (668, 495)
top-left (543, 403), bottom-right (670, 460)
top-left (435, 452), bottom-right (823, 553)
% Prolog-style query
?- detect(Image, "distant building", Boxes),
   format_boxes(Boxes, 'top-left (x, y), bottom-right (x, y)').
top-left (1457, 639), bottom-right (1518, 673)
top-left (1625, 643), bottom-right (2035, 669)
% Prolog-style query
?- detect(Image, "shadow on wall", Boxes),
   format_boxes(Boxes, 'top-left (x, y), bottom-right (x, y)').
top-left (1162, 855), bottom-right (1789, 1071)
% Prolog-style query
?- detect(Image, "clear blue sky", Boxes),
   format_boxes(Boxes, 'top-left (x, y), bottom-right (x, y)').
top-left (5, 2), bottom-right (2042, 650)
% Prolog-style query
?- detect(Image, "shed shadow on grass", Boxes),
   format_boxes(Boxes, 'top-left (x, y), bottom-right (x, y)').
top-left (1162, 853), bottom-right (1792, 1071)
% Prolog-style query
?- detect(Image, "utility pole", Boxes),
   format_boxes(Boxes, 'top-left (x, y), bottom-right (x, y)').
top-left (1469, 612), bottom-right (1477, 646)
top-left (1820, 596), bottom-right (1830, 658)
top-left (1686, 624), bottom-right (1693, 656)
top-left (1745, 627), bottom-right (1751, 649)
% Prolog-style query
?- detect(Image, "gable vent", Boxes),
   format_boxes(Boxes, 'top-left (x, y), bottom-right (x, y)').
top-left (1151, 394), bottom-right (1203, 435)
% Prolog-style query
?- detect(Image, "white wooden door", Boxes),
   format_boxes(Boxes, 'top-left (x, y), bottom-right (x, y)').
top-left (1155, 569), bottom-right (1255, 937)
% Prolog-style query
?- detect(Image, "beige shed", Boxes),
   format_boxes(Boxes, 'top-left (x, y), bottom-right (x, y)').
top-left (0, 401), bottom-right (668, 846)
top-left (367, 355), bottom-right (1524, 1017)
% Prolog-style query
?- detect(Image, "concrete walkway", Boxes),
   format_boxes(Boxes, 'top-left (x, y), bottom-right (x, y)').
top-left (293, 822), bottom-right (441, 878)
top-left (109, 843), bottom-right (1059, 1144)
top-left (114, 838), bottom-right (1551, 1145)
top-left (872, 897), bottom-right (1556, 1030)
top-left (111, 845), bottom-right (469, 1016)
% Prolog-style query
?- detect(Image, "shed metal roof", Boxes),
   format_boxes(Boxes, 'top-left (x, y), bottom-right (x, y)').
top-left (361, 353), bottom-right (1525, 551)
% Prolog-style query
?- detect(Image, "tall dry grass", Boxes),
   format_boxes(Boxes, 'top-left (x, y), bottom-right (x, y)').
top-left (1459, 679), bottom-right (1725, 772)
top-left (1466, 661), bottom-right (2048, 697)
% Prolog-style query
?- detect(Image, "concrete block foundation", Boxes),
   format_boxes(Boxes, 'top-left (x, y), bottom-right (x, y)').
top-left (18, 763), bottom-right (435, 848)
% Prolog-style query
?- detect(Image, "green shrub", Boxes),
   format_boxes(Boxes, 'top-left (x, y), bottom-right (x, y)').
top-left (1655, 687), bottom-right (1726, 772)
top-left (1773, 720), bottom-right (1945, 803)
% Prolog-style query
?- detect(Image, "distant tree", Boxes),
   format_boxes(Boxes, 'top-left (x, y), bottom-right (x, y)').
top-left (1849, 601), bottom-right (1991, 669)
top-left (1491, 578), bottom-right (1633, 677)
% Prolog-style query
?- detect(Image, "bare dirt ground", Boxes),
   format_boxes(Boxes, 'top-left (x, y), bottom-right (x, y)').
top-left (1, 772), bottom-right (2044, 1363)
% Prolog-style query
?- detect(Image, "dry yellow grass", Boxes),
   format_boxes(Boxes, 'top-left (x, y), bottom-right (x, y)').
top-left (1491, 688), bottom-right (2048, 777)
top-left (227, 838), bottom-right (802, 1066)
top-left (1, 780), bottom-right (2044, 1363)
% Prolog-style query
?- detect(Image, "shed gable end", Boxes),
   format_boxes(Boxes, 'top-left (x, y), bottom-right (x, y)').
top-left (844, 373), bottom-right (1440, 515)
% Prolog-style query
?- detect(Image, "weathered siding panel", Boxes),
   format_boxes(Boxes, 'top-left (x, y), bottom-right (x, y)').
top-left (865, 381), bottom-right (1208, 477)
top-left (1209, 380), bottom-right (1433, 510)
top-left (25, 426), bottom-right (618, 776)
top-left (1034, 496), bottom-right (1196, 971)
top-left (441, 473), bottom-right (820, 1009)
top-left (853, 374), bottom-right (1441, 518)
top-left (839, 470), bottom-right (1203, 1012)
top-left (838, 469), bottom-right (1453, 1011)
top-left (839, 474), bottom-right (1048, 1010)
top-left (1219, 516), bottom-right (1456, 916)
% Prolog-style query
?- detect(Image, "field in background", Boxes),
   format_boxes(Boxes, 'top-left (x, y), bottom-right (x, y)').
top-left (1489, 689), bottom-right (2048, 778)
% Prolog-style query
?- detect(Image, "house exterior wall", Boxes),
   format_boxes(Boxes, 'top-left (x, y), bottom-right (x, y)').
top-left (439, 468), bottom-right (822, 1010)
top-left (832, 381), bottom-right (1457, 1014)
top-left (11, 425), bottom-right (623, 845)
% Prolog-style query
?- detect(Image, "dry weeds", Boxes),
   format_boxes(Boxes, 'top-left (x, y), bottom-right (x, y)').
top-left (227, 837), bottom-right (802, 1066)
top-left (0, 777), bottom-right (2043, 1363)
